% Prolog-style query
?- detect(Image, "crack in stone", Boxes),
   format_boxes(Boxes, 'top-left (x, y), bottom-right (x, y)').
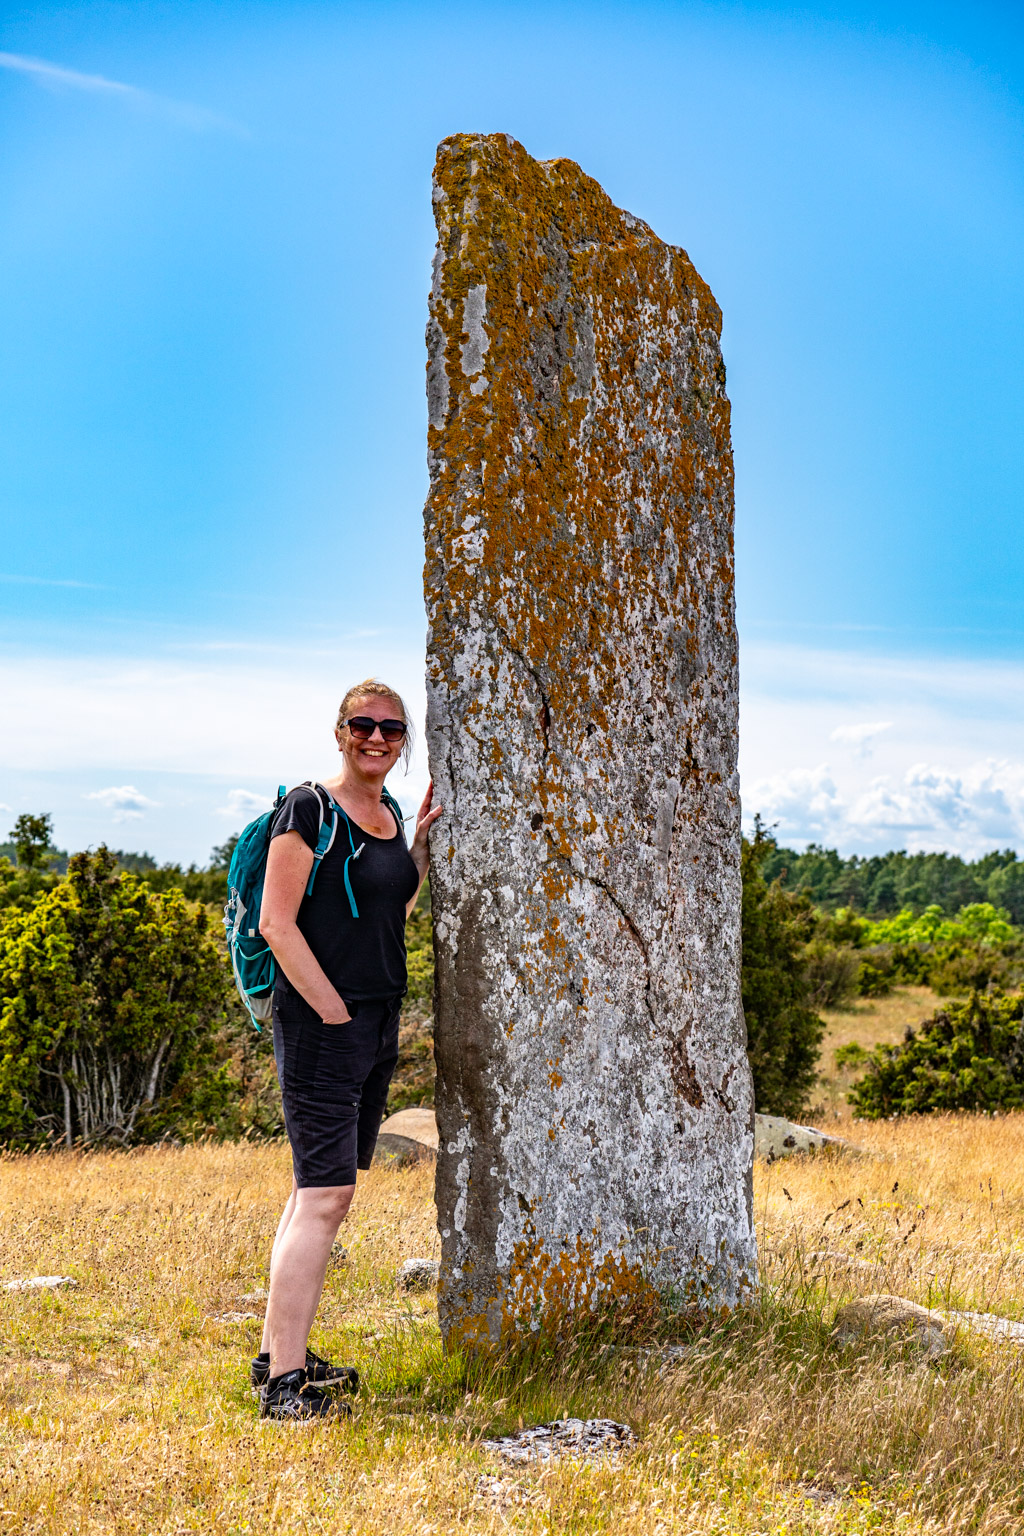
top-left (507, 643), bottom-right (552, 763)
top-left (544, 850), bottom-right (658, 1038)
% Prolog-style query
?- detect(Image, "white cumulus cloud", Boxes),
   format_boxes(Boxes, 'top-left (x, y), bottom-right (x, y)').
top-left (216, 788), bottom-right (274, 822)
top-left (852, 760), bottom-right (1024, 845)
top-left (829, 720), bottom-right (892, 757)
top-left (747, 758), bottom-right (1024, 857)
top-left (744, 764), bottom-right (844, 841)
top-left (84, 785), bottom-right (160, 823)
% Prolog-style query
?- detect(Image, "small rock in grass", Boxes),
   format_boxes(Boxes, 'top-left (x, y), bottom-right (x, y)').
top-left (483, 1418), bottom-right (635, 1465)
top-left (832, 1294), bottom-right (948, 1357)
top-left (396, 1258), bottom-right (439, 1292)
top-left (4, 1275), bottom-right (77, 1293)
top-left (378, 1107), bottom-right (439, 1150)
top-left (210, 1311), bottom-right (261, 1324)
top-left (373, 1133), bottom-right (432, 1167)
top-left (754, 1113), bottom-right (851, 1161)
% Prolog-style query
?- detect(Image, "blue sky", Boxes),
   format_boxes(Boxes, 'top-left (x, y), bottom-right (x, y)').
top-left (1, 0), bottom-right (1022, 863)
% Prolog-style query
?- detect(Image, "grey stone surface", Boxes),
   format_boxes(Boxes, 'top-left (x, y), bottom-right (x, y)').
top-left (423, 132), bottom-right (755, 1352)
top-left (396, 1257), bottom-right (441, 1292)
top-left (373, 1132), bottom-right (432, 1167)
top-left (947, 1309), bottom-right (1024, 1345)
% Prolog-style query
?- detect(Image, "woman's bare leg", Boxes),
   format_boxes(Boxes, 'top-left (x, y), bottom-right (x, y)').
top-left (264, 1184), bottom-right (355, 1378)
top-left (260, 1177), bottom-right (298, 1355)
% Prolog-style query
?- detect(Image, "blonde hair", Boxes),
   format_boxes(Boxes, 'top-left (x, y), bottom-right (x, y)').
top-left (336, 678), bottom-right (414, 770)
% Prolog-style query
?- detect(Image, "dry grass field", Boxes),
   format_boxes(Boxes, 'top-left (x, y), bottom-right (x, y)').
top-left (3, 1110), bottom-right (1024, 1535)
top-left (811, 986), bottom-right (939, 1126)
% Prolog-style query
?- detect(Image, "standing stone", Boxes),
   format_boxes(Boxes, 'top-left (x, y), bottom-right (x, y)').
top-left (424, 133), bottom-right (755, 1352)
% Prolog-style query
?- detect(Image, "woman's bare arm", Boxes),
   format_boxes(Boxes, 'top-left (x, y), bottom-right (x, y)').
top-left (406, 781), bottom-right (444, 918)
top-left (259, 830), bottom-right (351, 1024)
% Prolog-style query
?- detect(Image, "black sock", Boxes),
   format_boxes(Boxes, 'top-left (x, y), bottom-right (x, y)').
top-left (256, 1351), bottom-right (269, 1362)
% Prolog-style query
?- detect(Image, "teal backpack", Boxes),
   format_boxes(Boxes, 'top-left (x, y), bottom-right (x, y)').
top-left (223, 781), bottom-right (404, 1029)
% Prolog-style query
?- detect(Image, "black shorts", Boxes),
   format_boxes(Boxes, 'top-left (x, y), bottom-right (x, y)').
top-left (272, 991), bottom-right (402, 1188)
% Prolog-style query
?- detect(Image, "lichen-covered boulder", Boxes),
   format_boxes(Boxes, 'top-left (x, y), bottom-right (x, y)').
top-left (832, 1295), bottom-right (949, 1358)
top-left (423, 132), bottom-right (756, 1352)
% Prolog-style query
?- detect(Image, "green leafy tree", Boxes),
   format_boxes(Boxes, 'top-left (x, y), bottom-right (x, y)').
top-left (741, 821), bottom-right (825, 1117)
top-left (849, 991), bottom-right (1024, 1119)
top-left (988, 860), bottom-right (1024, 926)
top-left (10, 812), bottom-right (55, 870)
top-left (0, 847), bottom-right (238, 1146)
top-left (0, 814), bottom-right (63, 913)
top-left (756, 841), bottom-right (1021, 918)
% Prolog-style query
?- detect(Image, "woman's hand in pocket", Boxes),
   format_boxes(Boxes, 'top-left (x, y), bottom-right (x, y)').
top-left (321, 999), bottom-right (352, 1026)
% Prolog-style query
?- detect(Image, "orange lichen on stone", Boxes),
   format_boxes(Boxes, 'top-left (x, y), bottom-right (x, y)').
top-left (425, 133), bottom-right (755, 1353)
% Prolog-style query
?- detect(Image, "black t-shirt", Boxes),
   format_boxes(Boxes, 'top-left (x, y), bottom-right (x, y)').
top-left (270, 784), bottom-right (419, 1003)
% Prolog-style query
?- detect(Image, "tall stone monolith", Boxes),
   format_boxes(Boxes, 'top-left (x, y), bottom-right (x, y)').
top-left (423, 133), bottom-right (756, 1351)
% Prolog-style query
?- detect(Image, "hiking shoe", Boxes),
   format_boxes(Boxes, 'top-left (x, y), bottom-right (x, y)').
top-left (251, 1350), bottom-right (359, 1394)
top-left (258, 1368), bottom-right (352, 1422)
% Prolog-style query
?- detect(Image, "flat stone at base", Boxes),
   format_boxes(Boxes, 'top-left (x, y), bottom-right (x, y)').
top-left (483, 1419), bottom-right (635, 1466)
top-left (947, 1309), bottom-right (1024, 1346)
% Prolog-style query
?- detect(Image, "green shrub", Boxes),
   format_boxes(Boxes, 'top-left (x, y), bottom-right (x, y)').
top-left (404, 904), bottom-right (434, 1011)
top-left (802, 939), bottom-right (861, 1008)
top-left (856, 959), bottom-right (891, 997)
top-left (741, 823), bottom-right (825, 1118)
top-left (864, 902), bottom-right (1016, 947)
top-left (817, 906), bottom-right (870, 948)
top-left (0, 848), bottom-right (241, 1146)
top-left (927, 941), bottom-right (1021, 997)
top-left (834, 1041), bottom-right (870, 1070)
top-left (848, 991), bottom-right (1024, 1119)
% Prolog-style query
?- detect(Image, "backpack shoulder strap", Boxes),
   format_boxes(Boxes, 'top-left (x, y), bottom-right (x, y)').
top-left (381, 786), bottom-right (406, 840)
top-left (300, 782), bottom-right (340, 897)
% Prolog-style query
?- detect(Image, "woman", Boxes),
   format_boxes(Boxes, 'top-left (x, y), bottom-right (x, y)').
top-left (253, 678), bottom-right (442, 1421)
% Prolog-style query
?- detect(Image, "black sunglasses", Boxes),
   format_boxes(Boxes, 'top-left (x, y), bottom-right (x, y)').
top-left (345, 716), bottom-right (408, 743)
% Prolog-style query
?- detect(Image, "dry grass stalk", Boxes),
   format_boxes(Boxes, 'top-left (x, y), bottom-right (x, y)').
top-left (1, 1116), bottom-right (1023, 1533)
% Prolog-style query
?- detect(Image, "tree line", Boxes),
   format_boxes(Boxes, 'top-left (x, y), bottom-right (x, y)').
top-left (760, 840), bottom-right (1024, 923)
top-left (1, 811), bottom-right (1022, 1143)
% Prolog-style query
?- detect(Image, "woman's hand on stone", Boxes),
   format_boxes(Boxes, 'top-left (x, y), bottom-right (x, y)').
top-left (410, 781), bottom-right (443, 871)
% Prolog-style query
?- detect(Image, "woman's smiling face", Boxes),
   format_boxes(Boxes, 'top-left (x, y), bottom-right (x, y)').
top-left (336, 695), bottom-right (405, 779)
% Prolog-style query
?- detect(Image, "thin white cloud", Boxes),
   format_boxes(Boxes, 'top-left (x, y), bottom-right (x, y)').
top-left (3, 638), bottom-right (1022, 861)
top-left (0, 572), bottom-right (102, 589)
top-left (216, 788), bottom-right (274, 822)
top-left (829, 720), bottom-right (892, 757)
top-left (0, 50), bottom-right (246, 136)
top-left (84, 785), bottom-right (160, 823)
